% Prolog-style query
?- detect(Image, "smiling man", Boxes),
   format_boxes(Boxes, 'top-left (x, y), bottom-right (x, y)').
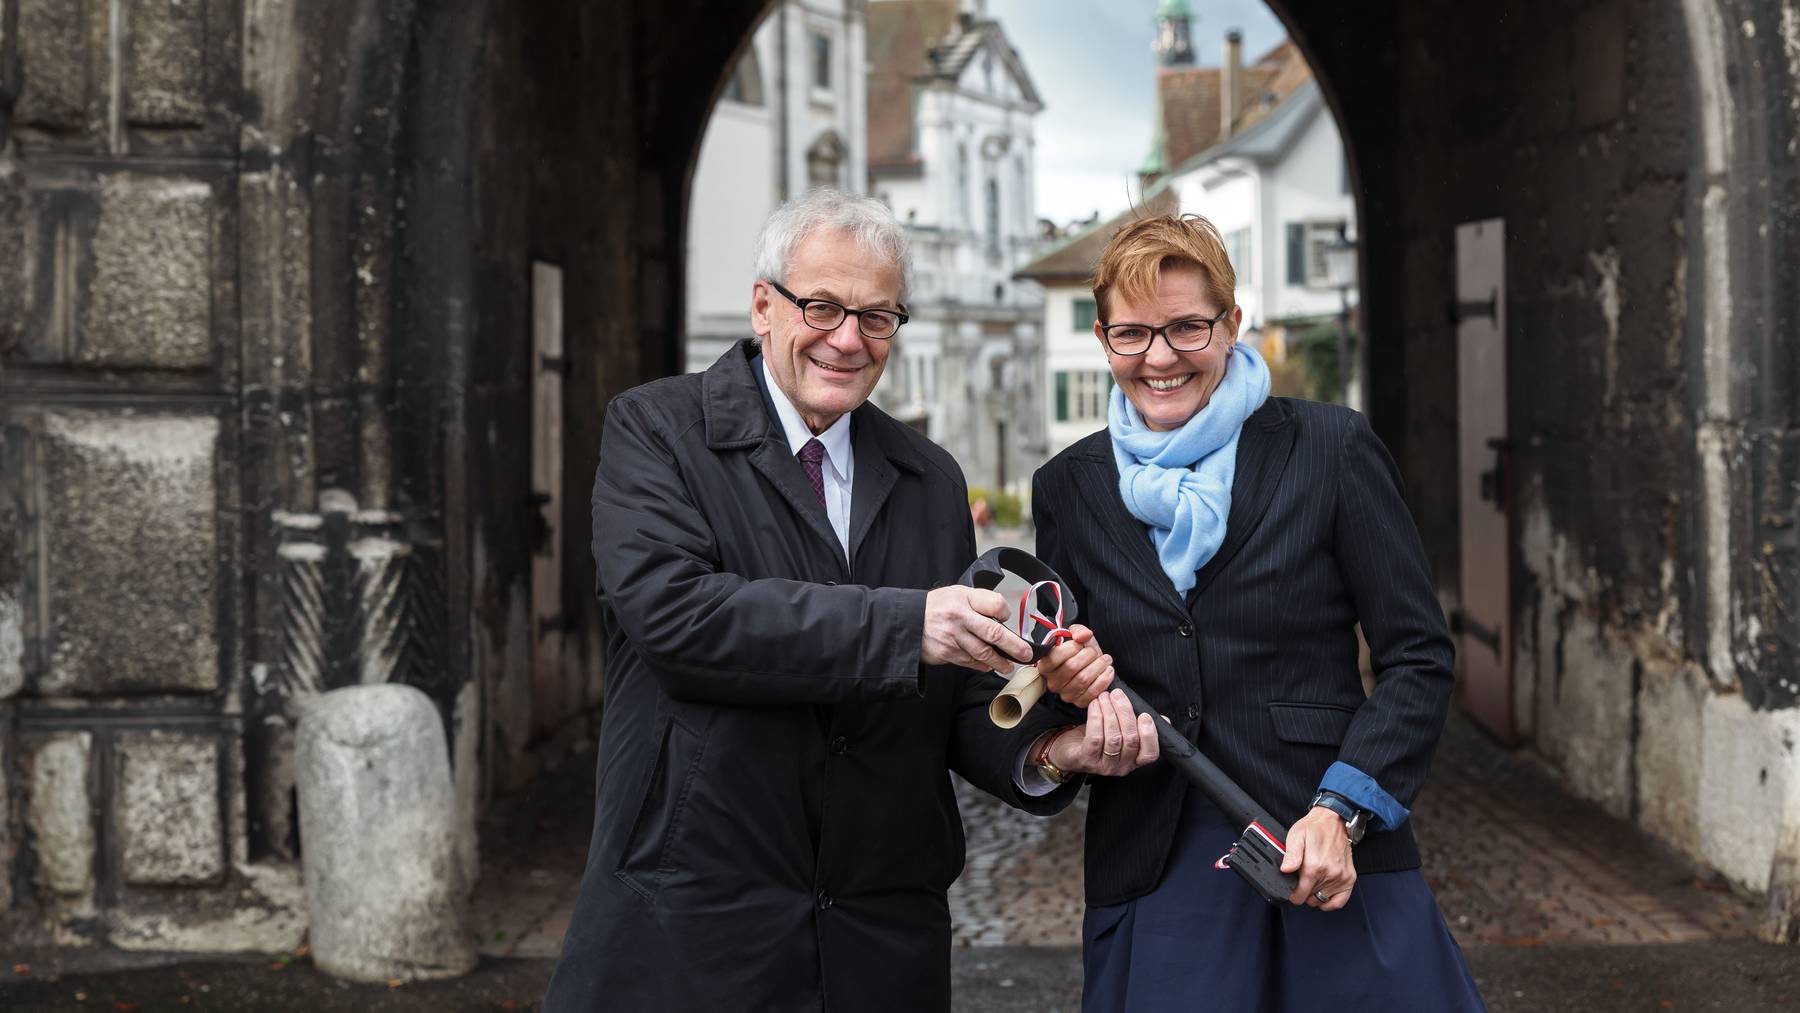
top-left (541, 189), bottom-right (1131, 1012)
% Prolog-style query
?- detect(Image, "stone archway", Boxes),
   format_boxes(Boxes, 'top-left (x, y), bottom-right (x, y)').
top-left (0, 0), bottom-right (775, 953)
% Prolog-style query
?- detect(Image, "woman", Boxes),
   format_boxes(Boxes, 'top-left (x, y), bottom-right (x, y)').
top-left (1024, 214), bottom-right (1485, 1011)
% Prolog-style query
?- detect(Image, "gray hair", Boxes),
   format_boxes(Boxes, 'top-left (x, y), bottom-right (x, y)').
top-left (753, 188), bottom-right (913, 305)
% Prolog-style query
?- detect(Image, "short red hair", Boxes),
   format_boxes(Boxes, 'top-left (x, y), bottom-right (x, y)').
top-left (1090, 213), bottom-right (1237, 321)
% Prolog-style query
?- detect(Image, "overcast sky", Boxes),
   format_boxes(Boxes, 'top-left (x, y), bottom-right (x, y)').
top-left (984, 0), bottom-right (1288, 226)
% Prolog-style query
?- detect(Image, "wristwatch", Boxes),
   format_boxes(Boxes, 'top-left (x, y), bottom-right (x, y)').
top-left (1309, 790), bottom-right (1370, 845)
top-left (1032, 727), bottom-right (1077, 785)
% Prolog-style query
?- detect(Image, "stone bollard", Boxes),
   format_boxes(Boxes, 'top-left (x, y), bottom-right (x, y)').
top-left (296, 684), bottom-right (478, 982)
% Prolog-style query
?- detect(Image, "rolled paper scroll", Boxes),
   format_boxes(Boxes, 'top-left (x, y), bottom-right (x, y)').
top-left (989, 666), bottom-right (1046, 729)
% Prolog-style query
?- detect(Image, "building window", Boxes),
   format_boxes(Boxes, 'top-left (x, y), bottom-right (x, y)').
top-left (721, 46), bottom-right (765, 106)
top-left (808, 132), bottom-right (846, 188)
top-left (957, 145), bottom-right (971, 227)
top-left (1224, 228), bottom-right (1252, 285)
top-left (812, 33), bottom-right (832, 90)
top-left (1287, 220), bottom-right (1347, 288)
top-left (1055, 370), bottom-right (1111, 423)
top-left (985, 177), bottom-right (1001, 260)
top-left (1073, 297), bottom-right (1098, 331)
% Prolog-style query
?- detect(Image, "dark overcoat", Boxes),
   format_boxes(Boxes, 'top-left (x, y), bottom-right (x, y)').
top-left (544, 341), bottom-right (1077, 1011)
top-left (1032, 397), bottom-right (1457, 907)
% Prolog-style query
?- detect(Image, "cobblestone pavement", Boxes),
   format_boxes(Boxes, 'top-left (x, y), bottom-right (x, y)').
top-left (947, 715), bottom-right (1755, 949)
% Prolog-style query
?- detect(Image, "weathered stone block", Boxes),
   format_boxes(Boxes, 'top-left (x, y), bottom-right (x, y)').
top-left (0, 424), bottom-right (24, 699)
top-left (116, 730), bottom-right (223, 884)
top-left (297, 684), bottom-right (477, 982)
top-left (39, 410), bottom-right (220, 695)
top-left (26, 732), bottom-right (95, 896)
top-left (14, 0), bottom-right (102, 135)
top-left (81, 175), bottom-right (216, 369)
top-left (125, 0), bottom-right (209, 127)
top-left (0, 167), bottom-right (25, 360)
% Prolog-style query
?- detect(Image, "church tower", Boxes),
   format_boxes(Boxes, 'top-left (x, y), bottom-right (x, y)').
top-left (1154, 0), bottom-right (1195, 68)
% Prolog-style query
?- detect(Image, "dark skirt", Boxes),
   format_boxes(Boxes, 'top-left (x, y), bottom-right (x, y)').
top-left (1082, 788), bottom-right (1486, 1013)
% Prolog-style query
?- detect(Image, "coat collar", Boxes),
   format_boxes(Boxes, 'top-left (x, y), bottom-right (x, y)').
top-left (700, 340), bottom-right (926, 566)
top-left (1072, 397), bottom-right (1298, 613)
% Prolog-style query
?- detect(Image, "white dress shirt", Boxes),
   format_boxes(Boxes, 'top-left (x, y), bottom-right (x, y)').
top-left (762, 360), bottom-right (853, 559)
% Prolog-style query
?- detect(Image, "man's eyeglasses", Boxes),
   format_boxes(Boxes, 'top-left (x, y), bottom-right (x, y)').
top-left (1098, 305), bottom-right (1231, 356)
top-left (767, 280), bottom-right (908, 340)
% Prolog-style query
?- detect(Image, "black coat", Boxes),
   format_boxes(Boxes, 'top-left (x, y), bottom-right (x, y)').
top-left (1032, 397), bottom-right (1455, 907)
top-left (544, 341), bottom-right (1078, 1012)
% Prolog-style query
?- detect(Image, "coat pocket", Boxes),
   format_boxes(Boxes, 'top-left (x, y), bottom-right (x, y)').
top-left (614, 715), bottom-right (709, 903)
top-left (1266, 701), bottom-right (1357, 746)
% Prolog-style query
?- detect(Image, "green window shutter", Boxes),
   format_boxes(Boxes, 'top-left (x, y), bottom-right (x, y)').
top-left (1286, 223), bottom-right (1306, 285)
top-left (1073, 298), bottom-right (1097, 331)
top-left (1055, 371), bottom-right (1069, 422)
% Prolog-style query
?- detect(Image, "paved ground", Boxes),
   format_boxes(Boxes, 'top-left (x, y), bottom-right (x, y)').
top-left (2, 712), bottom-right (1783, 1011)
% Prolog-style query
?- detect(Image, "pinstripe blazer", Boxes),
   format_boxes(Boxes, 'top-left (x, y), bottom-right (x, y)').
top-left (1032, 397), bottom-right (1456, 906)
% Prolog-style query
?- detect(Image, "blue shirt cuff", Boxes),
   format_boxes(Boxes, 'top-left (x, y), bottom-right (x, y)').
top-left (1318, 761), bottom-right (1408, 831)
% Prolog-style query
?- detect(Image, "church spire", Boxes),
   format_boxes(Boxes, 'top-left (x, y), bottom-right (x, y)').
top-left (1154, 0), bottom-right (1195, 68)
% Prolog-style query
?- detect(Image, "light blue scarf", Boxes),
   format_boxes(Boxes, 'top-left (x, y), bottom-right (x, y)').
top-left (1109, 342), bottom-right (1272, 595)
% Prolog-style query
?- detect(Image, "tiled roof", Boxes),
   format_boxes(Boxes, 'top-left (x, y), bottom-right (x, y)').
top-left (868, 3), bottom-right (1041, 175)
top-left (867, 1), bottom-right (957, 172)
top-left (1013, 188), bottom-right (1180, 284)
top-left (1156, 38), bottom-right (1311, 170)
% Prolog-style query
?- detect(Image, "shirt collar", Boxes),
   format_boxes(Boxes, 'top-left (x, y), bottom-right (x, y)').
top-left (761, 358), bottom-right (852, 478)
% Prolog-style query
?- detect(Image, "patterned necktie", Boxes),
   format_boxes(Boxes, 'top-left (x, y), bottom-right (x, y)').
top-left (797, 438), bottom-right (827, 508)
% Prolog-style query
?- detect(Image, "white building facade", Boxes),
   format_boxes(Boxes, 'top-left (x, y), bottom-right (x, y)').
top-left (867, 2), bottom-right (1046, 496)
top-left (1168, 81), bottom-right (1356, 347)
top-left (684, 1), bottom-right (870, 371)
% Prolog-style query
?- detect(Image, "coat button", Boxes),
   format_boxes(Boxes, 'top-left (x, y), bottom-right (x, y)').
top-left (817, 891), bottom-right (833, 910)
top-left (1177, 623), bottom-right (1193, 637)
top-left (830, 736), bottom-right (848, 755)
top-left (1186, 703), bottom-right (1201, 720)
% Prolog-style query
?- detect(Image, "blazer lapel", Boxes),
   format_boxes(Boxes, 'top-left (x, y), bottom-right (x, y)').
top-left (749, 438), bottom-right (845, 566)
top-left (1187, 401), bottom-right (1297, 601)
top-left (1074, 453), bottom-right (1190, 617)
top-left (847, 418), bottom-right (898, 567)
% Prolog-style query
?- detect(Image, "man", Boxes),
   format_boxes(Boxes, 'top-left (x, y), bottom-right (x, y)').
top-left (543, 190), bottom-right (1151, 1012)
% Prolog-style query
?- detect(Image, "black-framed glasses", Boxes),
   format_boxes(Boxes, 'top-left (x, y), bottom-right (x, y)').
top-left (767, 279), bottom-right (908, 340)
top-left (1099, 305), bottom-right (1232, 356)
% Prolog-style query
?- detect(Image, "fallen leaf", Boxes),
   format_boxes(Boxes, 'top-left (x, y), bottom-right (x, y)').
top-left (1499, 936), bottom-right (1546, 947)
top-left (294, 945), bottom-right (311, 958)
top-left (1590, 916), bottom-right (1614, 928)
top-left (269, 962), bottom-right (287, 971)
top-left (12, 964), bottom-right (29, 976)
top-left (388, 978), bottom-right (405, 989)
top-left (501, 1002), bottom-right (518, 1011)
top-left (114, 1003), bottom-right (140, 1012)
top-left (179, 998), bottom-right (192, 1006)
top-left (74, 993), bottom-right (88, 1002)
top-left (1660, 1002), bottom-right (1675, 1009)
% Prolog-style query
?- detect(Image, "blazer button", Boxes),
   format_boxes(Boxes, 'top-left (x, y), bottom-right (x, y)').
top-left (1186, 703), bottom-right (1201, 720)
top-left (830, 736), bottom-right (848, 755)
top-left (817, 891), bottom-right (834, 910)
top-left (1177, 623), bottom-right (1193, 637)
top-left (825, 580), bottom-right (838, 586)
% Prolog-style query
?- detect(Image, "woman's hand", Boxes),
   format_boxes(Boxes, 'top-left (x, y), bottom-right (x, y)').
top-left (1048, 689), bottom-right (1160, 777)
top-left (1281, 807), bottom-right (1357, 912)
top-left (1036, 624), bottom-right (1115, 706)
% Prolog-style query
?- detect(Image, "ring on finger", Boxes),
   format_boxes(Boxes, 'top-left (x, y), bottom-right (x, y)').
top-left (1312, 890), bottom-right (1330, 904)
top-left (1102, 748), bottom-right (1122, 757)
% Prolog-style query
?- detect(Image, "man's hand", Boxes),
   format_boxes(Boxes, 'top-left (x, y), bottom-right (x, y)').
top-left (1280, 807), bottom-right (1357, 911)
top-left (921, 586), bottom-right (1034, 673)
top-left (1048, 689), bottom-right (1160, 777)
top-left (1037, 624), bottom-right (1114, 707)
